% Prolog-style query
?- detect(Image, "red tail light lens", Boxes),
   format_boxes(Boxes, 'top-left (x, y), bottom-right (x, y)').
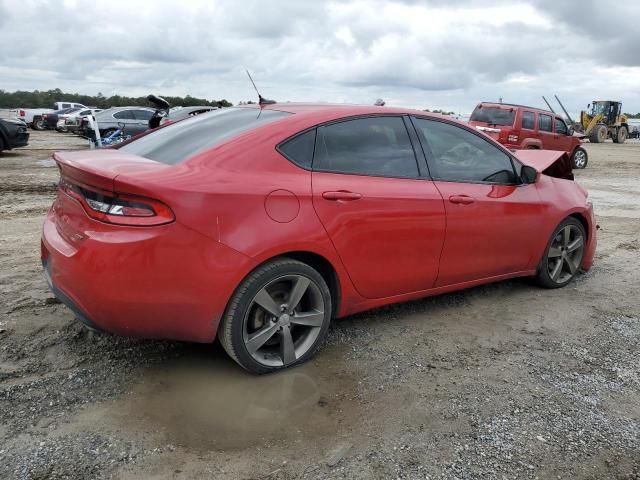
top-left (19, 109), bottom-right (25, 117)
top-left (59, 178), bottom-right (174, 226)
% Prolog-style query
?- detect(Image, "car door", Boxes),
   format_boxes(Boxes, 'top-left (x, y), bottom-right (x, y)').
top-left (112, 110), bottom-right (138, 133)
top-left (553, 117), bottom-right (574, 153)
top-left (537, 113), bottom-right (555, 149)
top-left (132, 109), bottom-right (154, 132)
top-left (311, 116), bottom-right (446, 299)
top-left (411, 116), bottom-right (544, 286)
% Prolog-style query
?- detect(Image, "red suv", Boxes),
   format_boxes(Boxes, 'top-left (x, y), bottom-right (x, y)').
top-left (469, 102), bottom-right (588, 169)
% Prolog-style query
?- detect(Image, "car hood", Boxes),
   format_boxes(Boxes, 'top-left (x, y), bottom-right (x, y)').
top-left (513, 149), bottom-right (574, 180)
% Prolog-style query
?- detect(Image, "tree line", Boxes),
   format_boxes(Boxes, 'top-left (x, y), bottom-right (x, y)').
top-left (0, 88), bottom-right (232, 109)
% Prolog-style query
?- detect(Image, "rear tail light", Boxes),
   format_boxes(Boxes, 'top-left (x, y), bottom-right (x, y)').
top-left (508, 134), bottom-right (518, 143)
top-left (43, 114), bottom-right (48, 119)
top-left (59, 178), bottom-right (174, 226)
top-left (19, 109), bottom-right (25, 117)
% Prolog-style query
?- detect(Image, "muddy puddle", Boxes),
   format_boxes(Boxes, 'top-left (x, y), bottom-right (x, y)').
top-left (80, 344), bottom-right (360, 452)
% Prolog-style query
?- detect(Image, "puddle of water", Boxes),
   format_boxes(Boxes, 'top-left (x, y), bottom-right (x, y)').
top-left (108, 344), bottom-right (358, 451)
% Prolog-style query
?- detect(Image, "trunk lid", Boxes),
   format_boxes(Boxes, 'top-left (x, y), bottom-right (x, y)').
top-left (53, 150), bottom-right (169, 192)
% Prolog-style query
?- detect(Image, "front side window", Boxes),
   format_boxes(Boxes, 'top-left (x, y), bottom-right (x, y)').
top-left (522, 111), bottom-right (535, 130)
top-left (120, 107), bottom-right (290, 165)
top-left (538, 114), bottom-right (552, 132)
top-left (412, 117), bottom-right (517, 184)
top-left (555, 117), bottom-right (568, 135)
top-left (314, 116), bottom-right (418, 178)
top-left (133, 110), bottom-right (154, 121)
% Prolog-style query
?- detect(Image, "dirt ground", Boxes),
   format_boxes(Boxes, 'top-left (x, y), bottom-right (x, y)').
top-left (0, 131), bottom-right (638, 480)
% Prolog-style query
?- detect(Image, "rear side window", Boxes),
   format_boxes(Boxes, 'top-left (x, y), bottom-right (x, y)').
top-left (522, 111), bottom-right (535, 129)
top-left (62, 103), bottom-right (71, 109)
top-left (413, 117), bottom-right (517, 184)
top-left (278, 129), bottom-right (316, 169)
top-left (314, 116), bottom-right (418, 178)
top-left (120, 108), bottom-right (290, 165)
top-left (538, 114), bottom-right (552, 132)
top-left (470, 106), bottom-right (515, 126)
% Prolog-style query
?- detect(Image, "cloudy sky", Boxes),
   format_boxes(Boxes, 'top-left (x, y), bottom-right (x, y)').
top-left (1, 0), bottom-right (639, 115)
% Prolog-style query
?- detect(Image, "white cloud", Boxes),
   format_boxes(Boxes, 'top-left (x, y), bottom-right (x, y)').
top-left (0, 0), bottom-right (639, 114)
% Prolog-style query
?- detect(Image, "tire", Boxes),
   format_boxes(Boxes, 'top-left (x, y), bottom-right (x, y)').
top-left (589, 124), bottom-right (607, 143)
top-left (0, 136), bottom-right (4, 155)
top-left (535, 218), bottom-right (586, 289)
top-left (571, 147), bottom-right (588, 169)
top-left (31, 116), bottom-right (46, 131)
top-left (613, 126), bottom-right (627, 144)
top-left (219, 258), bottom-right (332, 374)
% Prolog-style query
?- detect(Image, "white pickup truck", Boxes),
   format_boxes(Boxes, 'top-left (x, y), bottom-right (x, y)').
top-left (12, 102), bottom-right (87, 130)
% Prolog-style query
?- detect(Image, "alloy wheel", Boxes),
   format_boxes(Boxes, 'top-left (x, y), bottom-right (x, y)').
top-left (573, 150), bottom-right (587, 168)
top-left (547, 224), bottom-right (585, 284)
top-left (242, 274), bottom-right (325, 368)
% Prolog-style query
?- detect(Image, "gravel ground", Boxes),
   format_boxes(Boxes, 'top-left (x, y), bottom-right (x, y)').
top-left (0, 131), bottom-right (638, 479)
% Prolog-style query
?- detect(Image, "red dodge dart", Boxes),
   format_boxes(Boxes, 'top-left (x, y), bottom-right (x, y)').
top-left (41, 104), bottom-right (596, 373)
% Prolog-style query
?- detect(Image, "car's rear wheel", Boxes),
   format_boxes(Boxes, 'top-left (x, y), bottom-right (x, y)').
top-left (535, 218), bottom-right (586, 288)
top-left (0, 136), bottom-right (5, 155)
top-left (219, 258), bottom-right (332, 374)
top-left (571, 147), bottom-right (588, 169)
top-left (32, 116), bottom-right (45, 131)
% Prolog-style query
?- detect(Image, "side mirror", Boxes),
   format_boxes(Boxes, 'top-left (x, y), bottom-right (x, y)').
top-left (521, 165), bottom-right (537, 184)
top-left (568, 126), bottom-right (574, 136)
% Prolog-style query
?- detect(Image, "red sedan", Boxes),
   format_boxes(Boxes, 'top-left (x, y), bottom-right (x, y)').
top-left (41, 104), bottom-right (596, 373)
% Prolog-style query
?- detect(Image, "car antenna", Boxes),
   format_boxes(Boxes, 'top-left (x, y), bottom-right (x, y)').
top-left (245, 69), bottom-right (276, 105)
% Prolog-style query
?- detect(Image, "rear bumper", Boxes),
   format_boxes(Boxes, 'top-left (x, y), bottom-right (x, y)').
top-left (41, 201), bottom-right (255, 343)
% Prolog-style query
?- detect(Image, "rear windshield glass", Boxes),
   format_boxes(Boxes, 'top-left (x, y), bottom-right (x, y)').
top-left (119, 108), bottom-right (290, 165)
top-left (470, 106), bottom-right (515, 126)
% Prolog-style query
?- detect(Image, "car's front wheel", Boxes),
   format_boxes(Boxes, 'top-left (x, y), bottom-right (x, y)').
top-left (535, 218), bottom-right (586, 288)
top-left (219, 258), bottom-right (332, 374)
top-left (571, 147), bottom-right (588, 169)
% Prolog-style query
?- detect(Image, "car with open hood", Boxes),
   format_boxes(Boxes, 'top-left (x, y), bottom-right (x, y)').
top-left (42, 103), bottom-right (596, 373)
top-left (469, 102), bottom-right (588, 169)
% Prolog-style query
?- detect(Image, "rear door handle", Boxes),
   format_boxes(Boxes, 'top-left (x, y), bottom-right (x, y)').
top-left (322, 191), bottom-right (362, 201)
top-left (449, 195), bottom-right (475, 205)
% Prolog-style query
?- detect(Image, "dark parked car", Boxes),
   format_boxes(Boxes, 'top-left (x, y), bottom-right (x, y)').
top-left (42, 108), bottom-right (82, 130)
top-left (0, 118), bottom-right (30, 154)
top-left (80, 107), bottom-right (156, 139)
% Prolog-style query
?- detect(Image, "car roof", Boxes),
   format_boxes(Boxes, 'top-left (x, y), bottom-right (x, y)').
top-left (475, 102), bottom-right (556, 115)
top-left (236, 102), bottom-right (466, 126)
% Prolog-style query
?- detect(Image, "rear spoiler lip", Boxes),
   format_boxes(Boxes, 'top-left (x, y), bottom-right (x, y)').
top-left (53, 151), bottom-right (116, 192)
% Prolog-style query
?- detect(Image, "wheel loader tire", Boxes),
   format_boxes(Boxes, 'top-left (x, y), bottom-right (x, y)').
top-left (613, 127), bottom-right (627, 144)
top-left (590, 124), bottom-right (607, 143)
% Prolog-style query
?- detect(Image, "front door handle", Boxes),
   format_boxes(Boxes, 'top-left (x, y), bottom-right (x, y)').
top-left (449, 195), bottom-right (475, 205)
top-left (322, 191), bottom-right (362, 201)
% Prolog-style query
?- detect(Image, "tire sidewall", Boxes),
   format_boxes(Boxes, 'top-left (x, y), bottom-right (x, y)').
top-left (224, 260), bottom-right (332, 374)
top-left (537, 218), bottom-right (586, 288)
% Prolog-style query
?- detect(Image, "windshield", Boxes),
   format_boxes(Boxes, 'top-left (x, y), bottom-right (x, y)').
top-left (119, 107), bottom-right (290, 165)
top-left (591, 102), bottom-right (609, 116)
top-left (470, 106), bottom-right (515, 126)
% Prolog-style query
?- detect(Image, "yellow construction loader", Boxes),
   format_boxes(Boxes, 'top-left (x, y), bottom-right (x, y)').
top-left (580, 101), bottom-right (629, 143)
